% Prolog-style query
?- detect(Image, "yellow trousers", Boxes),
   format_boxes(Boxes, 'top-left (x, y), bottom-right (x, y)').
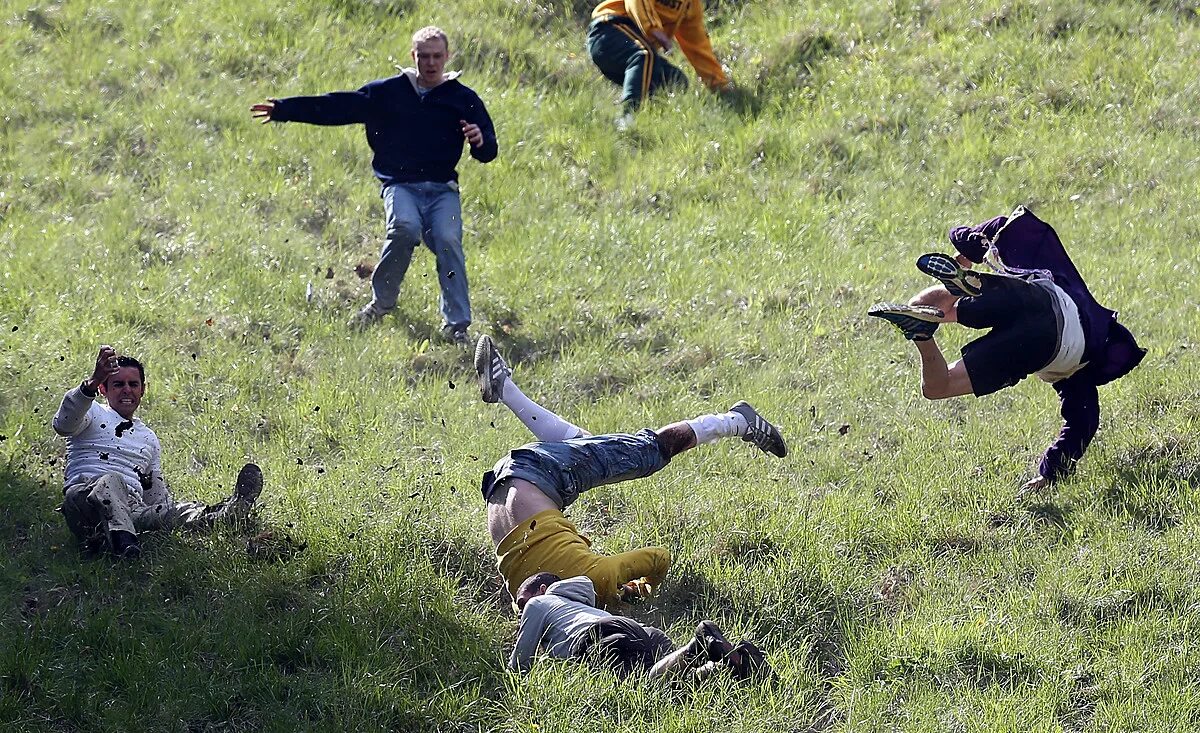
top-left (496, 509), bottom-right (671, 607)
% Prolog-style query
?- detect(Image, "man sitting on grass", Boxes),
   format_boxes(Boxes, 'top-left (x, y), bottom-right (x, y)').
top-left (475, 335), bottom-right (787, 607)
top-left (509, 572), bottom-right (770, 680)
top-left (53, 345), bottom-right (264, 559)
top-left (868, 205), bottom-right (1145, 491)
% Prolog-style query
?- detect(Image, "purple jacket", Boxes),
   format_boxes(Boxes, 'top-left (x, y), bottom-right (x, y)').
top-left (948, 206), bottom-right (1146, 481)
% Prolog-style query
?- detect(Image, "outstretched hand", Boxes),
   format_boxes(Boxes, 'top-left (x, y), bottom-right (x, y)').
top-left (250, 100), bottom-right (277, 124)
top-left (87, 345), bottom-right (120, 391)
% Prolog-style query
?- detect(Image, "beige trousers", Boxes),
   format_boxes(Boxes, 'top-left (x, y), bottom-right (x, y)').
top-left (60, 472), bottom-right (250, 544)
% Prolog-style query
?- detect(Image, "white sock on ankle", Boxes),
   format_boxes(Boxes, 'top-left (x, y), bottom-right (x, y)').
top-left (685, 411), bottom-right (748, 445)
top-left (501, 379), bottom-right (590, 442)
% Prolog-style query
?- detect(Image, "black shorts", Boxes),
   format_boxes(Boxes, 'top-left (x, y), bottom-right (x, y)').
top-left (957, 273), bottom-right (1058, 397)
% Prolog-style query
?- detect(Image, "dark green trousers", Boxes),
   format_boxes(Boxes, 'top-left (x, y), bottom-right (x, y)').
top-left (587, 17), bottom-right (688, 111)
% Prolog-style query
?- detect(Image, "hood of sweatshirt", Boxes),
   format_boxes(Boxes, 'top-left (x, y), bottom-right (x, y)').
top-left (398, 67), bottom-right (463, 91)
top-left (546, 576), bottom-right (597, 607)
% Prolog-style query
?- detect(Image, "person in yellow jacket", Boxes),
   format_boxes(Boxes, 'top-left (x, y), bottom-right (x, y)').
top-left (588, 0), bottom-right (732, 115)
top-left (475, 336), bottom-right (787, 607)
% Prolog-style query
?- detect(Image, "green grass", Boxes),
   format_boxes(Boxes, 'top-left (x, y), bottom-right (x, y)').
top-left (2, 0), bottom-right (1200, 730)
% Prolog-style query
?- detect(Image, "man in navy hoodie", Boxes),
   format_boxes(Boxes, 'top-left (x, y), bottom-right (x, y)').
top-left (869, 206), bottom-right (1145, 491)
top-left (252, 26), bottom-right (498, 344)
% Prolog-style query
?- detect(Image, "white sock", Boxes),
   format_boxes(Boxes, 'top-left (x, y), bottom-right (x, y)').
top-left (685, 411), bottom-right (748, 445)
top-left (501, 379), bottom-right (590, 442)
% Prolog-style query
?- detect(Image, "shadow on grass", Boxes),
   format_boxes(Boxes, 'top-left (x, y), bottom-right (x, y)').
top-left (876, 641), bottom-right (1042, 690)
top-left (0, 466), bottom-right (505, 732)
top-left (1099, 438), bottom-right (1200, 533)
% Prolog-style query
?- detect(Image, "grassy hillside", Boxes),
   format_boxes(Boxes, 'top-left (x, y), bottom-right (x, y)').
top-left (2, 0), bottom-right (1199, 730)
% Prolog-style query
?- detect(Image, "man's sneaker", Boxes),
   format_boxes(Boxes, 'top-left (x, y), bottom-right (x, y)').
top-left (729, 401), bottom-right (788, 458)
top-left (474, 335), bottom-right (511, 404)
top-left (234, 462), bottom-right (263, 504)
top-left (867, 303), bottom-right (944, 341)
top-left (442, 324), bottom-right (471, 347)
top-left (693, 620), bottom-right (734, 663)
top-left (348, 301), bottom-right (387, 331)
top-left (110, 530), bottom-right (141, 560)
top-left (916, 252), bottom-right (983, 297)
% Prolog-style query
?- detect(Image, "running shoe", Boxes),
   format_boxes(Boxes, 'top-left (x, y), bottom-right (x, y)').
top-left (474, 335), bottom-right (511, 404)
top-left (867, 303), bottom-right (944, 341)
top-left (916, 252), bottom-right (983, 297)
top-left (729, 401), bottom-right (788, 458)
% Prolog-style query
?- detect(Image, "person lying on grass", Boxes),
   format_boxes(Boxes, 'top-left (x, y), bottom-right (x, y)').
top-left (53, 345), bottom-right (264, 559)
top-left (509, 572), bottom-right (771, 680)
top-left (475, 335), bottom-right (787, 608)
top-left (868, 205), bottom-right (1145, 491)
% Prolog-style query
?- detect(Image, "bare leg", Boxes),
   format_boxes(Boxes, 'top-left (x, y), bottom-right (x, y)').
top-left (653, 422), bottom-right (698, 457)
top-left (647, 642), bottom-right (700, 679)
top-left (915, 339), bottom-right (974, 399)
top-left (909, 285), bottom-right (960, 322)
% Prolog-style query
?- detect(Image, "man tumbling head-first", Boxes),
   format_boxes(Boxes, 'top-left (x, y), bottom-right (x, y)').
top-left (868, 205), bottom-right (1145, 491)
top-left (474, 335), bottom-right (787, 607)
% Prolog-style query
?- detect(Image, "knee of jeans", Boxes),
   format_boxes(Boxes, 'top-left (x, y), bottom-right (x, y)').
top-left (386, 219), bottom-right (422, 246)
top-left (426, 228), bottom-right (463, 254)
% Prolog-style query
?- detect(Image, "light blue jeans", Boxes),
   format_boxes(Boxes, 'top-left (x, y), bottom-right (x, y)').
top-left (373, 181), bottom-right (470, 329)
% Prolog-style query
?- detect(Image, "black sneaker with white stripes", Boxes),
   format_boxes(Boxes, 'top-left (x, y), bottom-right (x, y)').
top-left (729, 401), bottom-right (788, 458)
top-left (474, 335), bottom-right (512, 404)
top-left (916, 252), bottom-right (983, 297)
top-left (867, 303), bottom-right (944, 341)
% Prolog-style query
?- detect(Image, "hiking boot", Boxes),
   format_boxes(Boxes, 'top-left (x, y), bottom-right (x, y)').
top-left (234, 462), bottom-right (263, 504)
top-left (867, 303), bottom-right (944, 341)
top-left (348, 301), bottom-right (387, 331)
top-left (916, 252), bottom-right (983, 297)
top-left (474, 335), bottom-right (511, 404)
top-left (442, 324), bottom-right (471, 347)
top-left (110, 530), bottom-right (141, 560)
top-left (729, 401), bottom-right (788, 458)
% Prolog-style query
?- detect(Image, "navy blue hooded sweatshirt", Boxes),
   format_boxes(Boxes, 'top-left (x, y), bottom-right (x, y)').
top-left (270, 71), bottom-right (498, 187)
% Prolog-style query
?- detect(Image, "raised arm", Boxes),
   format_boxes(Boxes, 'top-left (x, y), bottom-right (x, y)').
top-left (53, 345), bottom-right (119, 436)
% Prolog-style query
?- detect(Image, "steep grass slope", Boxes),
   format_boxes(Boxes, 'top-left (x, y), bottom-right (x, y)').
top-left (2, 0), bottom-right (1199, 730)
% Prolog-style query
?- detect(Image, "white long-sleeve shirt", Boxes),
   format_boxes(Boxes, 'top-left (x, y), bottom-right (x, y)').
top-left (52, 386), bottom-right (170, 505)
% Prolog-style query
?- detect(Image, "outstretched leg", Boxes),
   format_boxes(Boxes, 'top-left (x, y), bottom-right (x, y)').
top-left (475, 335), bottom-right (590, 441)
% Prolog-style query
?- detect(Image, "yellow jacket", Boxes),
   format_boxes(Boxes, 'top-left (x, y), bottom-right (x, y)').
top-left (497, 509), bottom-right (671, 607)
top-left (592, 0), bottom-right (730, 90)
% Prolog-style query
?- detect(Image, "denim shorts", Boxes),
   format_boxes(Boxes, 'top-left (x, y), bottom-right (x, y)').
top-left (480, 429), bottom-right (670, 508)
